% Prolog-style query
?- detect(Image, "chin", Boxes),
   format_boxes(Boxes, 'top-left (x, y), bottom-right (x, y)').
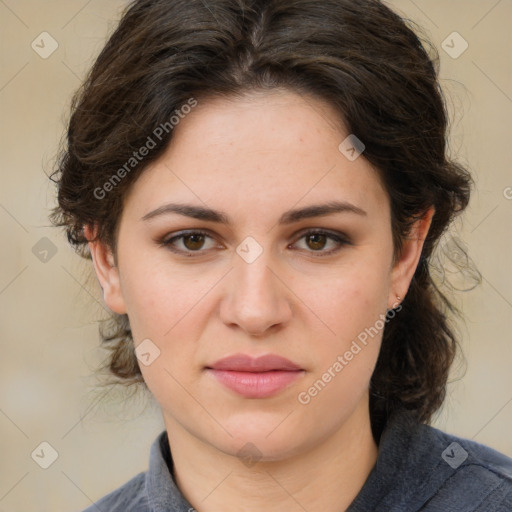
top-left (211, 417), bottom-right (306, 461)
top-left (222, 434), bottom-right (304, 464)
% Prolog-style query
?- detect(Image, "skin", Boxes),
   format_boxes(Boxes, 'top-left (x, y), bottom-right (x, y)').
top-left (86, 90), bottom-right (433, 512)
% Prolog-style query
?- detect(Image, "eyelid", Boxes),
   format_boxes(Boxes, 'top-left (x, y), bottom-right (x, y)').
top-left (161, 228), bottom-right (216, 244)
top-left (160, 229), bottom-right (222, 251)
top-left (291, 227), bottom-right (351, 243)
top-left (289, 228), bottom-right (352, 256)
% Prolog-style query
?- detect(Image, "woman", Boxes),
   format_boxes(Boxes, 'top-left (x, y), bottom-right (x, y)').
top-left (51, 0), bottom-right (512, 510)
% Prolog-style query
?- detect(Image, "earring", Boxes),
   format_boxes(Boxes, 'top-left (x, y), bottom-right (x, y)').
top-left (396, 296), bottom-right (401, 302)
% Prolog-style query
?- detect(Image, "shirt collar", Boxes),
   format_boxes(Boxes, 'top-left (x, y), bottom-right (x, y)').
top-left (145, 430), bottom-right (194, 511)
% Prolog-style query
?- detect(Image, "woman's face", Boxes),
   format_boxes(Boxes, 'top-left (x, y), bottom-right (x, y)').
top-left (90, 90), bottom-right (428, 460)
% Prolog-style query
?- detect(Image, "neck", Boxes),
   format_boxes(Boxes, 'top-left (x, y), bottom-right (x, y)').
top-left (164, 398), bottom-right (378, 512)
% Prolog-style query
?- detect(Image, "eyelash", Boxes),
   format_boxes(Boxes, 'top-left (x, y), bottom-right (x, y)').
top-left (160, 229), bottom-right (351, 257)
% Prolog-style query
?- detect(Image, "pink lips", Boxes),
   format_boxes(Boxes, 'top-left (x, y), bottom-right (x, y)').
top-left (206, 354), bottom-right (304, 398)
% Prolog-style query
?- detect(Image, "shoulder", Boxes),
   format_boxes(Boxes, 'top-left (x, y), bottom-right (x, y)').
top-left (399, 412), bottom-right (512, 511)
top-left (81, 472), bottom-right (149, 512)
top-left (423, 423), bottom-right (512, 510)
top-left (351, 410), bottom-right (512, 511)
top-left (429, 422), bottom-right (512, 478)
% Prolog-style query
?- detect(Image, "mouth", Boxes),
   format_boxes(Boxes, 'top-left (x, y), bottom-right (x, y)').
top-left (205, 353), bottom-right (305, 399)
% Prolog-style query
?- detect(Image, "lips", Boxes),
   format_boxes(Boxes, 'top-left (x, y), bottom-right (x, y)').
top-left (206, 353), bottom-right (304, 398)
top-left (208, 353), bottom-right (302, 372)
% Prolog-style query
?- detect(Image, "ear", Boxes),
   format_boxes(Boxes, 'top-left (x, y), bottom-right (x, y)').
top-left (388, 207), bottom-right (435, 309)
top-left (84, 224), bottom-right (127, 314)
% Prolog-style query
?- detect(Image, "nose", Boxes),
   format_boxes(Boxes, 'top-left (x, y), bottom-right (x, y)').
top-left (219, 251), bottom-right (293, 337)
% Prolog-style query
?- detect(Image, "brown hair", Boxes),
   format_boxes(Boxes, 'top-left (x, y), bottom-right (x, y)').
top-left (51, 0), bottom-right (473, 441)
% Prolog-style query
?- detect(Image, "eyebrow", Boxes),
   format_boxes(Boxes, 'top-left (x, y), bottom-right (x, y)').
top-left (141, 200), bottom-right (367, 225)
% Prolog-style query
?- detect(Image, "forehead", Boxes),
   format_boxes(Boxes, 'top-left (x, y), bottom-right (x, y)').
top-left (122, 90), bottom-right (389, 221)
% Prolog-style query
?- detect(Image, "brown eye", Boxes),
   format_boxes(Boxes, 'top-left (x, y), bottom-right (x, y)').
top-left (305, 233), bottom-right (328, 251)
top-left (182, 234), bottom-right (206, 251)
top-left (292, 229), bottom-right (350, 256)
top-left (162, 230), bottom-right (218, 254)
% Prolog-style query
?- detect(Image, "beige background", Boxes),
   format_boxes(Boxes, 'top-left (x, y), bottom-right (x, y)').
top-left (0, 0), bottom-right (511, 510)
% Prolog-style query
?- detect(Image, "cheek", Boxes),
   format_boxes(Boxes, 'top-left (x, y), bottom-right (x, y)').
top-left (296, 257), bottom-right (391, 339)
top-left (117, 252), bottom-right (221, 385)
top-left (290, 252), bottom-right (391, 400)
top-left (120, 262), bottom-right (205, 405)
top-left (292, 267), bottom-right (388, 419)
top-left (118, 250), bottom-right (213, 340)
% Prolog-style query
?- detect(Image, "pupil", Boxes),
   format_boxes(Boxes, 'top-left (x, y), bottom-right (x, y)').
top-left (308, 234), bottom-right (326, 250)
top-left (184, 234), bottom-right (205, 250)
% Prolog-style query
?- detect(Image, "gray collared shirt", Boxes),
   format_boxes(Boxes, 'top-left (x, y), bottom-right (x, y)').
top-left (81, 410), bottom-right (512, 511)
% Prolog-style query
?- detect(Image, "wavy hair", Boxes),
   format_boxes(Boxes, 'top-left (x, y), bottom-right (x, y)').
top-left (50, 0), bottom-right (474, 441)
